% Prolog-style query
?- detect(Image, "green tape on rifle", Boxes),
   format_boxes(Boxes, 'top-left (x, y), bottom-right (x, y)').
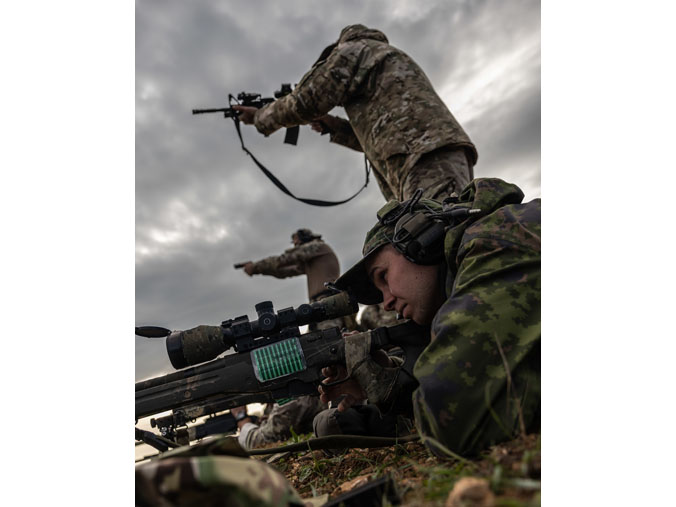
top-left (251, 337), bottom-right (307, 382)
top-left (275, 397), bottom-right (294, 406)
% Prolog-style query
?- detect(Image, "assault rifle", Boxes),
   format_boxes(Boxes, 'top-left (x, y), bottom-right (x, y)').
top-left (135, 291), bottom-right (428, 424)
top-left (192, 84), bottom-right (299, 145)
top-left (192, 84), bottom-right (370, 207)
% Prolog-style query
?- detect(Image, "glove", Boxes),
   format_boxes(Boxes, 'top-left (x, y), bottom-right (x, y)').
top-left (343, 331), bottom-right (402, 406)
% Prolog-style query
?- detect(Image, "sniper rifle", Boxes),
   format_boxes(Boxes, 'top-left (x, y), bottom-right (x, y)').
top-left (135, 291), bottom-right (427, 424)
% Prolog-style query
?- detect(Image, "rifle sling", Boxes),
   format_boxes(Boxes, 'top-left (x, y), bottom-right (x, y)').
top-left (232, 117), bottom-right (370, 207)
top-left (246, 433), bottom-right (420, 455)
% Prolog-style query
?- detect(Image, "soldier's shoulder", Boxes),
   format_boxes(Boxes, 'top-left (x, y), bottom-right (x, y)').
top-left (303, 239), bottom-right (330, 251)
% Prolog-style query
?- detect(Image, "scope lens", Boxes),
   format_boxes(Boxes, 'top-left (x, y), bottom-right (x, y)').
top-left (166, 331), bottom-right (189, 369)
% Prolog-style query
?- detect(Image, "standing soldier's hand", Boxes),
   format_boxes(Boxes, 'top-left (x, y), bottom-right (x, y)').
top-left (243, 262), bottom-right (255, 276)
top-left (232, 105), bottom-right (257, 125)
top-left (310, 114), bottom-right (341, 135)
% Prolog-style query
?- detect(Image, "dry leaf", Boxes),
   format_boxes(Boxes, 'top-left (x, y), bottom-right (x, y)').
top-left (331, 474), bottom-right (371, 497)
top-left (446, 477), bottom-right (495, 507)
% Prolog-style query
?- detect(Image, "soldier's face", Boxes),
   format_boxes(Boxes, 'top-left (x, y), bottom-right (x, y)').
top-left (291, 234), bottom-right (301, 246)
top-left (366, 245), bottom-right (444, 326)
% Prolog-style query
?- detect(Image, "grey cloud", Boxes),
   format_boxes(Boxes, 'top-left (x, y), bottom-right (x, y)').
top-left (135, 0), bottom-right (540, 381)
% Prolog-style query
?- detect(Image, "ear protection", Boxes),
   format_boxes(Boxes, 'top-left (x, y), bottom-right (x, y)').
top-left (390, 210), bottom-right (447, 265)
top-left (378, 189), bottom-right (482, 265)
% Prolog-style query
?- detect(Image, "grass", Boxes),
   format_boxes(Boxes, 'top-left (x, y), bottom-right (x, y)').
top-left (257, 432), bottom-right (540, 505)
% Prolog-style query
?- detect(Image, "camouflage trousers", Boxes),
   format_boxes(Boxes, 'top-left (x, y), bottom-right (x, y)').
top-left (238, 395), bottom-right (327, 450)
top-left (136, 455), bottom-right (309, 507)
top-left (384, 146), bottom-right (473, 202)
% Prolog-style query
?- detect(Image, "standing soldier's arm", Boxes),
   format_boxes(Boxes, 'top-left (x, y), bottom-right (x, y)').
top-left (311, 115), bottom-right (364, 152)
top-left (248, 242), bottom-right (325, 279)
top-left (247, 251), bottom-right (304, 279)
top-left (252, 44), bottom-right (365, 136)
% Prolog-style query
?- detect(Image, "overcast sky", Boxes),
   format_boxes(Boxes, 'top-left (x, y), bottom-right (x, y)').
top-left (135, 0), bottom-right (541, 381)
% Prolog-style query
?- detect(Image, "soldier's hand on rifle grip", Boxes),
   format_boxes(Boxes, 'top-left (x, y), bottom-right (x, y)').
top-left (310, 114), bottom-right (339, 135)
top-left (318, 366), bottom-right (365, 413)
top-left (232, 105), bottom-right (257, 124)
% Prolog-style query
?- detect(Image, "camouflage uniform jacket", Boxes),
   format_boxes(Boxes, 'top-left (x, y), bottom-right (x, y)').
top-left (136, 455), bottom-right (310, 506)
top-left (238, 395), bottom-right (327, 450)
top-left (254, 24), bottom-right (478, 201)
top-left (249, 239), bottom-right (340, 300)
top-left (358, 303), bottom-right (399, 331)
top-left (411, 178), bottom-right (541, 456)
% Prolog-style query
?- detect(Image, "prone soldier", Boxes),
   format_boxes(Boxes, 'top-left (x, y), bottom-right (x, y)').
top-left (320, 179), bottom-right (541, 456)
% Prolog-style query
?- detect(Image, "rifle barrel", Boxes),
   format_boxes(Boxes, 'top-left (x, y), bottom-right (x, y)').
top-left (192, 107), bottom-right (236, 116)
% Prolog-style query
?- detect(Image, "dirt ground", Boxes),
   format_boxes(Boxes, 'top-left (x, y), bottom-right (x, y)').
top-left (262, 433), bottom-right (541, 506)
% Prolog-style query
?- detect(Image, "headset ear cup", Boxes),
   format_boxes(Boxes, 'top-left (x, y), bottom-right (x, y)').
top-left (392, 212), bottom-right (446, 264)
top-left (413, 222), bottom-right (446, 264)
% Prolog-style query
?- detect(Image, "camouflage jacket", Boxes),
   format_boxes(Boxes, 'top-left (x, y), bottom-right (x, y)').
top-left (250, 239), bottom-right (340, 300)
top-left (238, 395), bottom-right (326, 450)
top-left (358, 303), bottom-right (399, 331)
top-left (136, 455), bottom-right (311, 506)
top-left (254, 24), bottom-right (477, 201)
top-left (411, 178), bottom-right (541, 456)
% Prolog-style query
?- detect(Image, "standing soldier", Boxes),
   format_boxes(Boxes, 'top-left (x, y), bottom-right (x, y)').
top-left (235, 24), bottom-right (478, 202)
top-left (234, 228), bottom-right (355, 449)
top-left (241, 228), bottom-right (339, 305)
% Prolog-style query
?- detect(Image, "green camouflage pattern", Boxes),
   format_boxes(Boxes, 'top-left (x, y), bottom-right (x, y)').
top-left (334, 178), bottom-right (540, 455)
top-left (238, 395), bottom-right (326, 450)
top-left (136, 455), bottom-right (309, 506)
top-left (250, 238), bottom-right (340, 301)
top-left (253, 24), bottom-right (477, 201)
top-left (412, 178), bottom-right (541, 456)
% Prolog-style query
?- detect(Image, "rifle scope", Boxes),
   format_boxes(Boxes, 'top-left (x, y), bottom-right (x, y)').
top-left (165, 291), bottom-right (357, 370)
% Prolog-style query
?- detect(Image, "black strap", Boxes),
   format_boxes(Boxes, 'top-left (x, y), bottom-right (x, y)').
top-left (246, 433), bottom-right (420, 455)
top-left (231, 106), bottom-right (370, 207)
